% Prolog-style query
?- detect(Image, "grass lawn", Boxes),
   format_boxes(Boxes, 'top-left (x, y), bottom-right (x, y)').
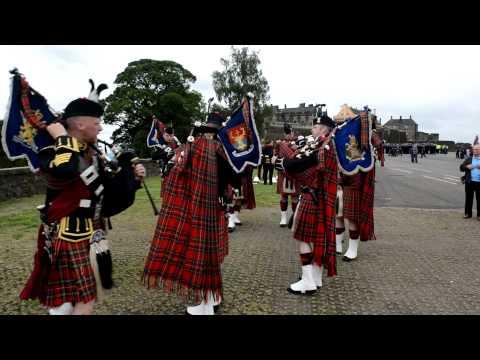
top-left (0, 176), bottom-right (279, 235)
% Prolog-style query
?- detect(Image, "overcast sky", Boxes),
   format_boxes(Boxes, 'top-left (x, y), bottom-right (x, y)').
top-left (1, 45), bottom-right (479, 143)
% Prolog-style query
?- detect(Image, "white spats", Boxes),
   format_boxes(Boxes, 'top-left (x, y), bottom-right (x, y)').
top-left (288, 265), bottom-right (317, 295)
top-left (343, 238), bottom-right (359, 260)
top-left (48, 302), bottom-right (74, 315)
top-left (253, 176), bottom-right (260, 183)
top-left (312, 263), bottom-right (323, 288)
top-left (336, 232), bottom-right (344, 254)
top-left (233, 211), bottom-right (242, 225)
top-left (186, 292), bottom-right (215, 315)
top-left (280, 211), bottom-right (288, 227)
top-left (228, 214), bottom-right (236, 232)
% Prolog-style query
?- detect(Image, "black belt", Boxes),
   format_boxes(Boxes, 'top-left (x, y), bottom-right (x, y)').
top-left (300, 186), bottom-right (320, 204)
top-left (300, 186), bottom-right (319, 193)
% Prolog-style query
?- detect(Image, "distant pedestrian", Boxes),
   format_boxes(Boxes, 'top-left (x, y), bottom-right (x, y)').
top-left (410, 143), bottom-right (418, 163)
top-left (460, 143), bottom-right (480, 220)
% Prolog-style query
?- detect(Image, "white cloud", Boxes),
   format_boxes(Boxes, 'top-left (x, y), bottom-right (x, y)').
top-left (1, 45), bottom-right (480, 143)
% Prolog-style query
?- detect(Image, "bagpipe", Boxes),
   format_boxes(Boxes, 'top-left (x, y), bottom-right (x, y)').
top-left (93, 139), bottom-right (160, 216)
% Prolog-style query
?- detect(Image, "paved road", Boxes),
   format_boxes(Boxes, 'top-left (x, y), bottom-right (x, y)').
top-left (375, 153), bottom-right (468, 210)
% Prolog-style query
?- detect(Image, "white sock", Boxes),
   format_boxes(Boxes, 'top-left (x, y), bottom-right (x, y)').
top-left (344, 238), bottom-right (359, 259)
top-left (48, 302), bottom-right (74, 315)
top-left (336, 232), bottom-right (344, 253)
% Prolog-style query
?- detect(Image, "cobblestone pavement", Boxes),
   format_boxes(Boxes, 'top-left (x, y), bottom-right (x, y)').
top-left (3, 206), bottom-right (480, 315)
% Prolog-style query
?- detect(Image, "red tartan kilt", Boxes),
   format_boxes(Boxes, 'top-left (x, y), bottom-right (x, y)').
top-left (343, 186), bottom-right (361, 224)
top-left (143, 137), bottom-right (228, 302)
top-left (276, 172), bottom-right (299, 196)
top-left (44, 238), bottom-right (96, 307)
top-left (160, 173), bottom-right (173, 199)
top-left (293, 194), bottom-right (325, 245)
top-left (241, 176), bottom-right (256, 209)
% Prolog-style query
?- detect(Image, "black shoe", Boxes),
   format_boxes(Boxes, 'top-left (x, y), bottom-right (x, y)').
top-left (342, 256), bottom-right (356, 262)
top-left (228, 227), bottom-right (235, 233)
top-left (464, 215), bottom-right (472, 219)
top-left (214, 304), bottom-right (220, 313)
top-left (296, 276), bottom-right (321, 289)
top-left (287, 287), bottom-right (316, 296)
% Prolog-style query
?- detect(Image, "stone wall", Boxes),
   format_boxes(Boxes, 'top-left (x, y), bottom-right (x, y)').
top-left (0, 160), bottom-right (160, 202)
top-left (0, 167), bottom-right (47, 202)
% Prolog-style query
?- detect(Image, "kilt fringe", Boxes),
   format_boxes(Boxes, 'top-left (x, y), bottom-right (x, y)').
top-left (142, 273), bottom-right (223, 304)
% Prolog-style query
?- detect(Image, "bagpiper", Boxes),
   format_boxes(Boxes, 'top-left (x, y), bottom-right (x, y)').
top-left (18, 78), bottom-right (146, 315)
top-left (143, 112), bottom-right (240, 315)
top-left (226, 165), bottom-right (256, 232)
top-left (334, 106), bottom-right (380, 261)
top-left (274, 123), bottom-right (300, 227)
top-left (273, 113), bottom-right (338, 295)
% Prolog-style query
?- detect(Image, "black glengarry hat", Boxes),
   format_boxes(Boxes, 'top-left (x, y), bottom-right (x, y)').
top-left (62, 79), bottom-right (107, 120)
top-left (313, 114), bottom-right (335, 128)
top-left (207, 112), bottom-right (225, 127)
top-left (63, 98), bottom-right (104, 119)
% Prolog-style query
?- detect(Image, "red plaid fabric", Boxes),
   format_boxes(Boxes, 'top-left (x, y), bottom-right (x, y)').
top-left (291, 139), bottom-right (337, 277)
top-left (42, 237), bottom-right (96, 307)
top-left (160, 147), bottom-right (184, 199)
top-left (360, 111), bottom-right (369, 150)
top-left (359, 167), bottom-right (376, 241)
top-left (241, 167), bottom-right (256, 209)
top-left (143, 135), bottom-right (228, 303)
top-left (315, 140), bottom-right (338, 276)
top-left (276, 172), bottom-right (299, 196)
top-left (341, 170), bottom-right (376, 241)
top-left (20, 177), bottom-right (97, 306)
top-left (20, 227), bottom-right (52, 302)
top-left (276, 141), bottom-right (299, 195)
top-left (289, 165), bottom-right (317, 189)
top-left (342, 174), bottom-right (361, 224)
top-left (294, 194), bottom-right (325, 244)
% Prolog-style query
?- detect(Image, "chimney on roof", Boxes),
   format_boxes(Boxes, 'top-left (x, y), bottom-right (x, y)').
top-left (400, 116), bottom-right (402, 119)
top-left (284, 104), bottom-right (287, 109)
top-left (410, 115), bottom-right (412, 119)
top-left (390, 116), bottom-right (393, 120)
top-left (299, 103), bottom-right (305, 108)
top-left (308, 104), bottom-right (313, 107)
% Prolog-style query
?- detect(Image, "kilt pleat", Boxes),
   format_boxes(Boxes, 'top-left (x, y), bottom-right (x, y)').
top-left (44, 237), bottom-right (96, 307)
top-left (343, 186), bottom-right (361, 224)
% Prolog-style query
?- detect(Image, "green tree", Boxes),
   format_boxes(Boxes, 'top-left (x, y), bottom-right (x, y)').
top-left (212, 46), bottom-right (270, 136)
top-left (103, 59), bottom-right (204, 157)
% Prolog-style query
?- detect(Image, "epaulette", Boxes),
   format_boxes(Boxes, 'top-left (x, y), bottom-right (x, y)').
top-left (55, 135), bottom-right (80, 152)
